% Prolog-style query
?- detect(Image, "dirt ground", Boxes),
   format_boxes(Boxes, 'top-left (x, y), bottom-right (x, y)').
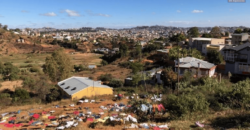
top-left (0, 80), bottom-right (23, 92)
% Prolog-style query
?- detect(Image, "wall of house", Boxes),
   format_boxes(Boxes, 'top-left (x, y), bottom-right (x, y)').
top-left (211, 39), bottom-right (225, 45)
top-left (208, 66), bottom-right (217, 77)
top-left (71, 87), bottom-right (113, 100)
top-left (225, 62), bottom-right (236, 74)
top-left (238, 47), bottom-right (250, 64)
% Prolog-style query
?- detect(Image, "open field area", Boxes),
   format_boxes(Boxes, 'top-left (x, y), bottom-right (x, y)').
top-left (0, 52), bottom-right (103, 68)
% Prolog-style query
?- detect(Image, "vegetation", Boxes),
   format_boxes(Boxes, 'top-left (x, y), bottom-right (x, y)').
top-left (119, 44), bottom-right (128, 57)
top-left (170, 33), bottom-right (186, 42)
top-left (0, 62), bottom-right (19, 81)
top-left (187, 27), bottom-right (199, 37)
top-left (207, 50), bottom-right (224, 65)
top-left (234, 28), bottom-right (242, 34)
top-left (43, 48), bottom-right (73, 82)
top-left (168, 47), bottom-right (203, 60)
top-left (210, 26), bottom-right (221, 38)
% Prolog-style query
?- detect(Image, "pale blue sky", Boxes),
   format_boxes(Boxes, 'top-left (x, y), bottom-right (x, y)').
top-left (0, 0), bottom-right (249, 29)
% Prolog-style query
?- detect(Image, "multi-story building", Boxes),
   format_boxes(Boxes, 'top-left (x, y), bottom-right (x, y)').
top-left (224, 42), bottom-right (250, 75)
top-left (231, 33), bottom-right (249, 45)
top-left (189, 38), bottom-right (225, 53)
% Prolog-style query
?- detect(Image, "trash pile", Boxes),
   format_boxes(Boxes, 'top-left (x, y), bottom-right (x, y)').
top-left (0, 94), bottom-right (170, 130)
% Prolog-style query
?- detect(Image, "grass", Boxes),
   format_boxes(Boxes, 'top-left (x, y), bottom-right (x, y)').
top-left (0, 53), bottom-right (103, 68)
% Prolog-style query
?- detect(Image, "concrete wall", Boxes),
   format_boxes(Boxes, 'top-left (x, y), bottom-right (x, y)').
top-left (211, 39), bottom-right (225, 45)
top-left (71, 86), bottom-right (113, 100)
top-left (225, 62), bottom-right (236, 74)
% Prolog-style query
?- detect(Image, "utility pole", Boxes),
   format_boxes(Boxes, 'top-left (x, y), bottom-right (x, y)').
top-left (177, 46), bottom-right (180, 95)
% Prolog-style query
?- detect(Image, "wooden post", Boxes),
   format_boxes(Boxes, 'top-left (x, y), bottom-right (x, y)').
top-left (219, 73), bottom-right (221, 83)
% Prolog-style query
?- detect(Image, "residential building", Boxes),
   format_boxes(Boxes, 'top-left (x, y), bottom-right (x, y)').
top-left (189, 38), bottom-right (225, 53)
top-left (174, 57), bottom-right (217, 77)
top-left (202, 44), bottom-right (226, 56)
top-left (224, 42), bottom-right (250, 75)
top-left (231, 33), bottom-right (249, 45)
top-left (57, 77), bottom-right (113, 100)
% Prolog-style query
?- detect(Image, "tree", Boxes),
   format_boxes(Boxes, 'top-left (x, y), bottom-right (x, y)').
top-left (187, 27), bottom-right (199, 37)
top-left (225, 32), bottom-right (229, 37)
top-left (119, 44), bottom-right (128, 57)
top-left (130, 62), bottom-right (143, 74)
top-left (12, 88), bottom-right (30, 101)
top-left (234, 28), bottom-right (242, 34)
top-left (207, 50), bottom-right (224, 65)
top-left (97, 73), bottom-right (113, 82)
top-left (161, 67), bottom-right (177, 89)
top-left (3, 25), bottom-right (8, 30)
top-left (109, 79), bottom-right (123, 88)
top-left (132, 74), bottom-right (141, 87)
top-left (0, 23), bottom-right (2, 28)
top-left (170, 33), bottom-right (186, 42)
top-left (210, 26), bottom-right (221, 38)
top-left (201, 33), bottom-right (212, 38)
top-left (101, 60), bottom-right (108, 66)
top-left (43, 48), bottom-right (72, 82)
top-left (2, 62), bottom-right (19, 81)
top-left (243, 28), bottom-right (249, 33)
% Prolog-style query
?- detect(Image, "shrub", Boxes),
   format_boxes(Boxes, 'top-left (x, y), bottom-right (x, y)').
top-left (29, 66), bottom-right (40, 73)
top-left (108, 79), bottom-right (123, 88)
top-left (163, 93), bottom-right (209, 119)
top-left (12, 88), bottom-right (30, 101)
top-left (97, 73), bottom-right (113, 82)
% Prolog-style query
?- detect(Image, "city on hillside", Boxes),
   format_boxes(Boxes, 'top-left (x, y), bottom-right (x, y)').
top-left (0, 0), bottom-right (250, 130)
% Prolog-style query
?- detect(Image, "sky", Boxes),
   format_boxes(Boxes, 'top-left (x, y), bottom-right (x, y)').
top-left (0, 0), bottom-right (249, 29)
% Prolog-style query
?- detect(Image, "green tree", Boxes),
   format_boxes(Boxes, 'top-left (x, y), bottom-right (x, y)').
top-left (201, 33), bottom-right (212, 38)
top-left (187, 27), bottom-right (199, 37)
top-left (109, 79), bottom-right (123, 88)
top-left (207, 50), bottom-right (224, 65)
top-left (225, 32), bottom-right (229, 37)
top-left (119, 44), bottom-right (128, 57)
top-left (170, 33), bottom-right (186, 42)
top-left (130, 62), bottom-right (143, 74)
top-left (132, 74), bottom-right (141, 87)
top-left (243, 28), bottom-right (249, 33)
top-left (101, 60), bottom-right (108, 66)
top-left (2, 62), bottom-right (19, 81)
top-left (97, 73), bottom-right (113, 82)
top-left (43, 48), bottom-right (72, 82)
top-left (161, 67), bottom-right (177, 88)
top-left (3, 25), bottom-right (8, 30)
top-left (13, 88), bottom-right (30, 100)
top-left (234, 28), bottom-right (242, 34)
top-left (210, 26), bottom-right (221, 38)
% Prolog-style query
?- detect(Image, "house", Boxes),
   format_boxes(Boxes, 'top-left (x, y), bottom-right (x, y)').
top-left (88, 65), bottom-right (97, 69)
top-left (174, 57), bottom-right (217, 77)
top-left (57, 77), bottom-right (113, 100)
top-left (224, 42), bottom-right (250, 75)
top-left (202, 44), bottom-right (226, 56)
top-left (231, 33), bottom-right (249, 45)
top-left (189, 38), bottom-right (225, 53)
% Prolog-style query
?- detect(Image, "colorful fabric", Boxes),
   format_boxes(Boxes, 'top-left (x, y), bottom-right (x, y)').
top-left (157, 104), bottom-right (165, 112)
top-left (33, 114), bottom-right (40, 119)
top-left (87, 118), bottom-right (94, 122)
top-left (4, 124), bottom-right (14, 128)
top-left (153, 127), bottom-right (160, 130)
top-left (48, 116), bottom-right (56, 119)
top-left (73, 111), bottom-right (79, 115)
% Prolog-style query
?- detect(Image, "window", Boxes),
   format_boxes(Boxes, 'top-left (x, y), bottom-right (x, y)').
top-left (239, 64), bottom-right (250, 72)
top-left (60, 83), bottom-right (65, 86)
top-left (71, 87), bottom-right (76, 91)
top-left (65, 86), bottom-right (70, 89)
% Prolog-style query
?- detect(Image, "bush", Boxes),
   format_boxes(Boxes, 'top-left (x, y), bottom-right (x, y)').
top-left (97, 73), bottom-right (113, 82)
top-left (163, 93), bottom-right (209, 119)
top-left (109, 79), bottom-right (123, 88)
top-left (29, 66), bottom-right (40, 73)
top-left (12, 88), bottom-right (30, 101)
top-left (101, 60), bottom-right (108, 66)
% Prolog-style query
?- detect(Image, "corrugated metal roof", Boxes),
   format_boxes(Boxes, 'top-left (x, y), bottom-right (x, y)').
top-left (176, 57), bottom-right (215, 69)
top-left (57, 77), bottom-right (112, 96)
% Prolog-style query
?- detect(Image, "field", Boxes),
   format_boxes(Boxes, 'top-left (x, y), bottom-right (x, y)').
top-left (0, 52), bottom-right (103, 68)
